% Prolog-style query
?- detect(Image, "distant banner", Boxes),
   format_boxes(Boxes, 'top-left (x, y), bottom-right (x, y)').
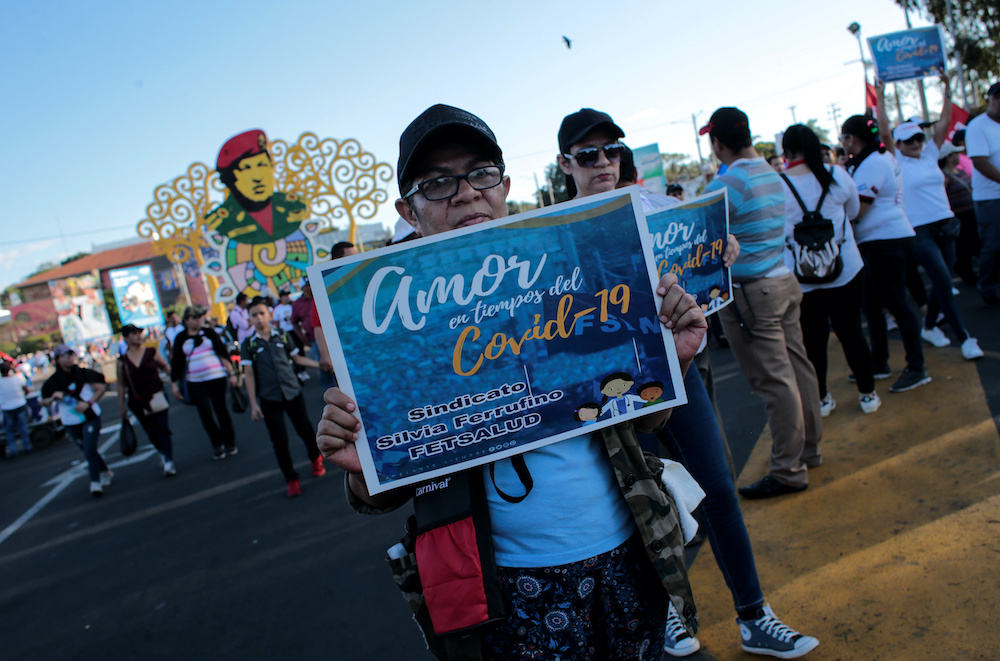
top-left (645, 189), bottom-right (731, 316)
top-left (868, 26), bottom-right (946, 83)
top-left (48, 271), bottom-right (114, 344)
top-left (633, 143), bottom-right (666, 196)
top-left (109, 265), bottom-right (166, 328)
top-left (310, 189), bottom-right (687, 495)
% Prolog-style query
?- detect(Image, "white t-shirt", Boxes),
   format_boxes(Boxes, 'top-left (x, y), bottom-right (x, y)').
top-left (897, 141), bottom-right (954, 226)
top-left (965, 112), bottom-right (1000, 201)
top-left (849, 151), bottom-right (915, 243)
top-left (273, 303), bottom-right (294, 333)
top-left (0, 373), bottom-right (28, 411)
top-left (781, 165), bottom-right (864, 292)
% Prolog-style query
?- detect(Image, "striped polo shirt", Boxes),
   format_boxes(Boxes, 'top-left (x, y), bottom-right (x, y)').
top-left (705, 157), bottom-right (788, 283)
top-left (180, 335), bottom-right (228, 383)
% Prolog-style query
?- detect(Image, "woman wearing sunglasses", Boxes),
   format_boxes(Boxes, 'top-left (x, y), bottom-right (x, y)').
top-left (875, 76), bottom-right (983, 361)
top-left (556, 108), bottom-right (818, 659)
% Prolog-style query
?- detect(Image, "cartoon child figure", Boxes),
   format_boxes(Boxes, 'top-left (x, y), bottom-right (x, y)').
top-left (637, 381), bottom-right (665, 408)
top-left (599, 372), bottom-right (645, 418)
top-left (573, 402), bottom-right (601, 427)
top-left (702, 285), bottom-right (730, 313)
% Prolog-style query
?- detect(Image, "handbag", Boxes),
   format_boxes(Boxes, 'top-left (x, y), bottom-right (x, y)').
top-left (120, 417), bottom-right (138, 456)
top-left (148, 391), bottom-right (170, 413)
top-left (229, 384), bottom-right (249, 414)
top-left (122, 351), bottom-right (171, 414)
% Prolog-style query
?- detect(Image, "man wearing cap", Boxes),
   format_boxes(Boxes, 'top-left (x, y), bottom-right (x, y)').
top-left (317, 104), bottom-right (707, 659)
top-left (562, 108), bottom-right (818, 659)
top-left (41, 345), bottom-right (113, 497)
top-left (204, 129), bottom-right (313, 297)
top-left (700, 107), bottom-right (823, 500)
top-left (965, 82), bottom-right (1000, 305)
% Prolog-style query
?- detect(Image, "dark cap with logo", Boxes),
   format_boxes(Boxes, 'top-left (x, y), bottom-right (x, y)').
top-left (558, 109), bottom-right (625, 154)
top-left (700, 107), bottom-right (752, 145)
top-left (397, 105), bottom-right (502, 191)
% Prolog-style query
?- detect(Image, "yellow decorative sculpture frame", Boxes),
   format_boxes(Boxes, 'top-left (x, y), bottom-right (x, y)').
top-left (137, 133), bottom-right (393, 310)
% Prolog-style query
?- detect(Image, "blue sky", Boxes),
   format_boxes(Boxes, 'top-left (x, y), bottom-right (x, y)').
top-left (0, 0), bottom-right (937, 293)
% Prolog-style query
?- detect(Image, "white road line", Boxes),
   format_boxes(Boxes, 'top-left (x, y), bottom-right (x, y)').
top-left (0, 420), bottom-right (155, 547)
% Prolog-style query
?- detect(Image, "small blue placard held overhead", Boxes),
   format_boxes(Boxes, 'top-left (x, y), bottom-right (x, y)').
top-left (868, 26), bottom-right (947, 83)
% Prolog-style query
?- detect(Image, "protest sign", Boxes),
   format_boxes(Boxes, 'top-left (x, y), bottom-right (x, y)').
top-left (867, 26), bottom-right (947, 83)
top-left (109, 265), bottom-right (166, 328)
top-left (633, 143), bottom-right (666, 196)
top-left (644, 189), bottom-right (731, 315)
top-left (309, 188), bottom-right (687, 494)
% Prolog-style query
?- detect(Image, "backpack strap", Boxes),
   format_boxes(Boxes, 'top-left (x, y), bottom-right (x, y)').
top-left (780, 171), bottom-right (831, 217)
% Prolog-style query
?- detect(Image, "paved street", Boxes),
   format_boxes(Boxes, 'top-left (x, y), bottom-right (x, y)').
top-left (2, 286), bottom-right (997, 660)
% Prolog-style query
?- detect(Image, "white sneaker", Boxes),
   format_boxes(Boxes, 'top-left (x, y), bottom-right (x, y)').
top-left (663, 601), bottom-right (700, 656)
top-left (920, 326), bottom-right (950, 347)
top-left (961, 338), bottom-right (984, 360)
top-left (859, 391), bottom-right (882, 414)
top-left (819, 393), bottom-right (835, 417)
top-left (90, 481), bottom-right (104, 497)
top-left (163, 460), bottom-right (176, 476)
top-left (885, 313), bottom-right (898, 331)
top-left (100, 469), bottom-right (113, 487)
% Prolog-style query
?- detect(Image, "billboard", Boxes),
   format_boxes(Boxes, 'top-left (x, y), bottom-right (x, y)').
top-left (109, 264), bottom-right (166, 328)
top-left (48, 271), bottom-right (114, 344)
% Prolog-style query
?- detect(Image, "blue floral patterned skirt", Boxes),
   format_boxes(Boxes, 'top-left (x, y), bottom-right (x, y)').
top-left (482, 535), bottom-right (667, 660)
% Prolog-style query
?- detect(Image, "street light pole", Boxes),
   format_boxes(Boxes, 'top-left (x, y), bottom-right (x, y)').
top-left (847, 22), bottom-right (869, 85)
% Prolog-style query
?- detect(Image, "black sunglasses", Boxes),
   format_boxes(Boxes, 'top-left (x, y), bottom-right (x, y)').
top-left (563, 143), bottom-right (625, 168)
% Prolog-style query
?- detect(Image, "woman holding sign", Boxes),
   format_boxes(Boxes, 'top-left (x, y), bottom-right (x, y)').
top-left (780, 124), bottom-right (881, 416)
top-left (874, 76), bottom-right (983, 361)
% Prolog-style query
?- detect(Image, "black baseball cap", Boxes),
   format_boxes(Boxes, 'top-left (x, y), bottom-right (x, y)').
top-left (397, 104), bottom-right (502, 191)
top-left (700, 107), bottom-right (752, 144)
top-left (988, 82), bottom-right (1000, 97)
top-left (558, 109), bottom-right (624, 154)
top-left (120, 324), bottom-right (143, 336)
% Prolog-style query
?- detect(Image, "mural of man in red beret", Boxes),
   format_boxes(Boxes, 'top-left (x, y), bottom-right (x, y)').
top-left (203, 129), bottom-right (322, 301)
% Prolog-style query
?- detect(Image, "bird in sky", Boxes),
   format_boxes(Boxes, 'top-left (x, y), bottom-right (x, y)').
top-left (562, 35), bottom-right (572, 49)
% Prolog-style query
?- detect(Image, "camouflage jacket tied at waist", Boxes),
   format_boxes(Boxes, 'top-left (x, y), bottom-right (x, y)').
top-left (346, 420), bottom-right (698, 659)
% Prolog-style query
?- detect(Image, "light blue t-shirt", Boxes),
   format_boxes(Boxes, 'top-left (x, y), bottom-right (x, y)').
top-left (484, 434), bottom-right (636, 568)
top-left (705, 157), bottom-right (788, 283)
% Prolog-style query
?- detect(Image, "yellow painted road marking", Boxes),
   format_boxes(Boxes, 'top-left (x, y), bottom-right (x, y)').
top-left (687, 338), bottom-right (1000, 659)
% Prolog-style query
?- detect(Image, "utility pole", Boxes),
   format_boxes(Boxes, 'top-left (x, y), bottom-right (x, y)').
top-left (902, 2), bottom-right (931, 122)
top-left (692, 112), bottom-right (706, 171)
top-left (789, 105), bottom-right (798, 124)
top-left (533, 172), bottom-right (545, 207)
top-left (828, 103), bottom-right (842, 136)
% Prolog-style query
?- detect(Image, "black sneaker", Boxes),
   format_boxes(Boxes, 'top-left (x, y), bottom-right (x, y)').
top-left (888, 368), bottom-right (931, 393)
top-left (225, 446), bottom-right (238, 456)
top-left (738, 475), bottom-right (807, 500)
top-left (213, 447), bottom-right (227, 461)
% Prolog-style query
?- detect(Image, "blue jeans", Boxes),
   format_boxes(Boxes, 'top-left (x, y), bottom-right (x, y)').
top-left (3, 406), bottom-right (32, 452)
top-left (657, 366), bottom-right (765, 613)
top-left (975, 198), bottom-right (1000, 299)
top-left (913, 219), bottom-right (968, 342)
top-left (65, 419), bottom-right (107, 482)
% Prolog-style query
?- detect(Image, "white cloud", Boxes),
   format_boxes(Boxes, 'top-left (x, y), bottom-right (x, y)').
top-left (0, 238), bottom-right (60, 277)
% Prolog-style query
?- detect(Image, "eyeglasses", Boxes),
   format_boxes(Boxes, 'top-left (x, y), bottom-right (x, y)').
top-left (405, 165), bottom-right (505, 201)
top-left (562, 143), bottom-right (625, 168)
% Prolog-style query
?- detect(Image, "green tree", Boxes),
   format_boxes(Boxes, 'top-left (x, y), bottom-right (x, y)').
top-left (898, 0), bottom-right (998, 99)
top-left (60, 251), bottom-right (90, 266)
top-left (754, 141), bottom-right (777, 160)
top-left (661, 153), bottom-right (701, 182)
top-left (536, 162), bottom-right (570, 206)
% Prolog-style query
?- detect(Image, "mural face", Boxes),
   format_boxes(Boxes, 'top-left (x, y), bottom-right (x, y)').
top-left (202, 129), bottom-right (325, 302)
top-left (232, 153), bottom-right (275, 202)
